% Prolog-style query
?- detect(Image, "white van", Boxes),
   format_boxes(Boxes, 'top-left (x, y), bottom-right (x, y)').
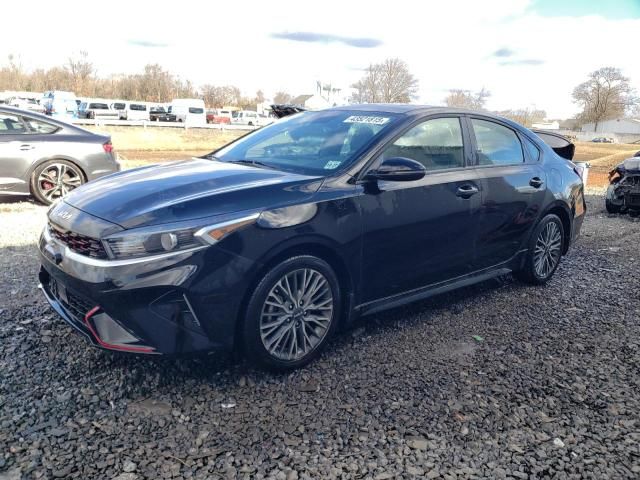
top-left (42, 91), bottom-right (77, 118)
top-left (111, 101), bottom-right (150, 121)
top-left (231, 110), bottom-right (259, 126)
top-left (170, 98), bottom-right (206, 125)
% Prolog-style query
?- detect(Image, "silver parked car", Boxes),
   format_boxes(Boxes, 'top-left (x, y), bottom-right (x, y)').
top-left (0, 106), bottom-right (120, 205)
top-left (77, 101), bottom-right (119, 120)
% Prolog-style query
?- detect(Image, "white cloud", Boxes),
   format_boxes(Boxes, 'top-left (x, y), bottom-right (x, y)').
top-left (1, 0), bottom-right (639, 118)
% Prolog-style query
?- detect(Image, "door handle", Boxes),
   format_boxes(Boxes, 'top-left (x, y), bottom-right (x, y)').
top-left (456, 184), bottom-right (479, 198)
top-left (19, 144), bottom-right (35, 151)
top-left (529, 177), bottom-right (544, 188)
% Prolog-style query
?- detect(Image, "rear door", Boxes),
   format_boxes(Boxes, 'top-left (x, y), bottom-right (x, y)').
top-left (466, 116), bottom-right (547, 270)
top-left (0, 113), bottom-right (34, 192)
top-left (359, 115), bottom-right (482, 302)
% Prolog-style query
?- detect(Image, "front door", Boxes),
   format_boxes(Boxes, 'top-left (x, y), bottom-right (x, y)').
top-left (358, 116), bottom-right (482, 303)
top-left (467, 117), bottom-right (548, 270)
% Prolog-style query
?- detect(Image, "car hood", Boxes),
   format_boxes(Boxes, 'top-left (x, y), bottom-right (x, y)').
top-left (64, 158), bottom-right (322, 229)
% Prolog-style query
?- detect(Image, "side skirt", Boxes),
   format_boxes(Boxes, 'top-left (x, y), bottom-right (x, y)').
top-left (355, 255), bottom-right (525, 317)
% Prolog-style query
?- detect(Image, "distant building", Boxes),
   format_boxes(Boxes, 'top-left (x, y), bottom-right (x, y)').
top-left (291, 94), bottom-right (330, 110)
top-left (531, 121), bottom-right (559, 130)
top-left (581, 118), bottom-right (640, 135)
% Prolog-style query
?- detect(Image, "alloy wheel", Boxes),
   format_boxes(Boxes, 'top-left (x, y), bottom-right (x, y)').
top-left (533, 221), bottom-right (562, 278)
top-left (259, 268), bottom-right (334, 361)
top-left (37, 163), bottom-right (83, 202)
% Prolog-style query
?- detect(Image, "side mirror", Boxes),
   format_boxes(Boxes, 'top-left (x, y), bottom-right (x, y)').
top-left (365, 157), bottom-right (426, 182)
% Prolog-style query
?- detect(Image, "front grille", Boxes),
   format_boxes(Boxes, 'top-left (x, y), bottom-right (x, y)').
top-left (49, 223), bottom-right (108, 259)
top-left (49, 277), bottom-right (96, 321)
top-left (625, 193), bottom-right (640, 208)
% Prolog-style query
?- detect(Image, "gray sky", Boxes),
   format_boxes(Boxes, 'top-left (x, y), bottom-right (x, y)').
top-left (3, 0), bottom-right (640, 118)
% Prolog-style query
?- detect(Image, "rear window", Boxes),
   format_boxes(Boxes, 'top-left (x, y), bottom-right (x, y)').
top-left (89, 103), bottom-right (109, 109)
top-left (130, 104), bottom-right (146, 111)
top-left (189, 107), bottom-right (204, 114)
top-left (23, 117), bottom-right (59, 134)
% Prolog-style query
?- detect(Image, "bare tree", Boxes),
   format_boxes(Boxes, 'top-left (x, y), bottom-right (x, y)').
top-left (444, 88), bottom-right (490, 110)
top-left (496, 108), bottom-right (547, 127)
top-left (350, 58), bottom-right (418, 103)
top-left (572, 67), bottom-right (637, 130)
top-left (66, 51), bottom-right (94, 96)
top-left (273, 91), bottom-right (293, 104)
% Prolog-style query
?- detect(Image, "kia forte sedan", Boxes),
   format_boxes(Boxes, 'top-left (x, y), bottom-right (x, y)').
top-left (38, 105), bottom-right (585, 370)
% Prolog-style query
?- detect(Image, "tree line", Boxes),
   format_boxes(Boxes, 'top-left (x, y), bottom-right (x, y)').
top-left (0, 52), bottom-right (294, 109)
top-left (2, 52), bottom-right (638, 125)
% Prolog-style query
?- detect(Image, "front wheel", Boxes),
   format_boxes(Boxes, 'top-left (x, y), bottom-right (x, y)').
top-left (605, 198), bottom-right (621, 214)
top-left (30, 160), bottom-right (85, 205)
top-left (242, 256), bottom-right (341, 371)
top-left (514, 214), bottom-right (564, 285)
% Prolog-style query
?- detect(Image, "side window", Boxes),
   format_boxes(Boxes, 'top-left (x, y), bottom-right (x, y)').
top-left (0, 114), bottom-right (26, 135)
top-left (23, 118), bottom-right (59, 134)
top-left (522, 136), bottom-right (540, 162)
top-left (381, 117), bottom-right (464, 171)
top-left (471, 119), bottom-right (524, 166)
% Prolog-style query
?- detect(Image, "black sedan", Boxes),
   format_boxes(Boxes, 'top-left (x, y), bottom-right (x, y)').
top-left (0, 106), bottom-right (120, 204)
top-left (38, 105), bottom-right (585, 370)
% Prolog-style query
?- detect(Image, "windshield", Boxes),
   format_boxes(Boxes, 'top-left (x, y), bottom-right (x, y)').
top-left (214, 110), bottom-right (399, 175)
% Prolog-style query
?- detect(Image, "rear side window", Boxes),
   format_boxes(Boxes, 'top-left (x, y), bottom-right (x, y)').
top-left (23, 117), bottom-right (59, 134)
top-left (0, 114), bottom-right (26, 134)
top-left (189, 107), bottom-right (204, 114)
top-left (522, 136), bottom-right (540, 162)
top-left (381, 117), bottom-right (464, 171)
top-left (113, 103), bottom-right (125, 110)
top-left (472, 119), bottom-right (524, 166)
top-left (130, 104), bottom-right (146, 111)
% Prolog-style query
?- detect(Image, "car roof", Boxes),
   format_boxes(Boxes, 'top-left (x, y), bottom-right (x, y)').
top-left (328, 103), bottom-right (511, 119)
top-left (0, 105), bottom-right (100, 136)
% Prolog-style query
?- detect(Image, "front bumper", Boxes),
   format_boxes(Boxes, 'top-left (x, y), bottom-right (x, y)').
top-left (38, 224), bottom-right (256, 355)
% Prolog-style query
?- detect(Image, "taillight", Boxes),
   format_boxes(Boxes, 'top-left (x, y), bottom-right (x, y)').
top-left (103, 141), bottom-right (114, 154)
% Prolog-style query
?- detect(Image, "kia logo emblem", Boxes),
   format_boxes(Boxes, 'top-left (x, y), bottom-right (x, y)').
top-left (56, 210), bottom-right (73, 220)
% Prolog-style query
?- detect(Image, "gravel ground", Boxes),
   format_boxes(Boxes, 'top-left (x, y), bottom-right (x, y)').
top-left (1, 192), bottom-right (639, 480)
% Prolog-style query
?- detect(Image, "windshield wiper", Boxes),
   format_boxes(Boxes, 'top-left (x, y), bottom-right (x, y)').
top-left (231, 159), bottom-right (277, 170)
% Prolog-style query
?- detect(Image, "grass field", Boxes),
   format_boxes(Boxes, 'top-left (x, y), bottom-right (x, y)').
top-left (91, 126), bottom-right (638, 186)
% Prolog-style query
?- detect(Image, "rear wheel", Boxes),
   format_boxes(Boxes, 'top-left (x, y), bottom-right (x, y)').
top-left (30, 160), bottom-right (85, 205)
top-left (242, 256), bottom-right (341, 371)
top-left (514, 214), bottom-right (564, 285)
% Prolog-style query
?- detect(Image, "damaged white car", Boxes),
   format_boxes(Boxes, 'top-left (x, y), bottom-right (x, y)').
top-left (606, 157), bottom-right (640, 216)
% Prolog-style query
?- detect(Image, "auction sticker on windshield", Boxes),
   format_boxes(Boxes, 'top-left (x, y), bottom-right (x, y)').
top-left (343, 116), bottom-right (390, 125)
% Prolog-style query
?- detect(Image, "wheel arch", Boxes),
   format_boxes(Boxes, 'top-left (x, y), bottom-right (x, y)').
top-left (233, 239), bottom-right (355, 352)
top-left (540, 200), bottom-right (572, 254)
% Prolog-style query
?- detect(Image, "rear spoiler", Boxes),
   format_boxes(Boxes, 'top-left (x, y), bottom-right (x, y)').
top-left (531, 129), bottom-right (575, 161)
top-left (270, 104), bottom-right (307, 119)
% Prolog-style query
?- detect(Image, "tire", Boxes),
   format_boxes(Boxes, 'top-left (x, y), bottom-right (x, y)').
top-left (514, 214), bottom-right (564, 285)
top-left (242, 255), bottom-right (341, 371)
top-left (605, 198), bottom-right (621, 214)
top-left (30, 160), bottom-right (85, 205)
top-left (629, 209), bottom-right (640, 218)
top-left (248, 121), bottom-right (254, 126)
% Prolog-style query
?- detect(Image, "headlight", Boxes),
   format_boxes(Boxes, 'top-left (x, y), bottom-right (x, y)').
top-left (103, 214), bottom-right (259, 260)
top-left (257, 204), bottom-right (318, 228)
